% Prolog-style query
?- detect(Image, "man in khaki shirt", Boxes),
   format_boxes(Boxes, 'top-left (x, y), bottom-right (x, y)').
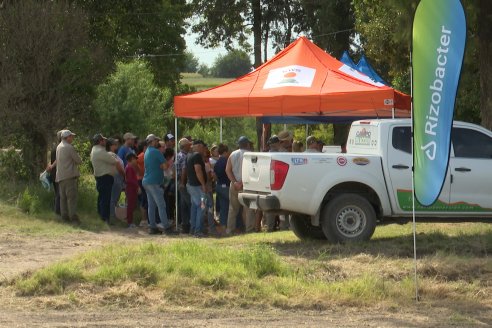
top-left (90, 133), bottom-right (118, 224)
top-left (55, 130), bottom-right (82, 224)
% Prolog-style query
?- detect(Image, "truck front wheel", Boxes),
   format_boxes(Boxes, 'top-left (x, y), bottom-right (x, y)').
top-left (290, 214), bottom-right (326, 240)
top-left (321, 194), bottom-right (376, 243)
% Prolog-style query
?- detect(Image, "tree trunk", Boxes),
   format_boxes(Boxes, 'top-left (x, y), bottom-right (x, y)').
top-left (252, 0), bottom-right (262, 68)
top-left (252, 0), bottom-right (265, 151)
top-left (479, 0), bottom-right (492, 130)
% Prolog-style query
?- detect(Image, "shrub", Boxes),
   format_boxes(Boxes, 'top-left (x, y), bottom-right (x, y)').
top-left (16, 187), bottom-right (42, 214)
top-left (0, 148), bottom-right (30, 183)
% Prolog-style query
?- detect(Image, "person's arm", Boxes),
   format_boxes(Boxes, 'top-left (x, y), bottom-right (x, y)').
top-left (116, 161), bottom-right (125, 178)
top-left (194, 163), bottom-right (207, 193)
top-left (46, 160), bottom-right (56, 172)
top-left (226, 154), bottom-right (242, 190)
top-left (179, 156), bottom-right (187, 186)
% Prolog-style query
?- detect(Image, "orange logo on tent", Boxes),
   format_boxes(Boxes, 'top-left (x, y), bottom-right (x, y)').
top-left (263, 65), bottom-right (316, 89)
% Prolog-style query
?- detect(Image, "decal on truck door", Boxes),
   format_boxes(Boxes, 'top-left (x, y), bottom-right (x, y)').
top-left (397, 189), bottom-right (492, 212)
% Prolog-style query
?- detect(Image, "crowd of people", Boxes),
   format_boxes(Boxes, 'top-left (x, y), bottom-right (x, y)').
top-left (46, 128), bottom-right (328, 237)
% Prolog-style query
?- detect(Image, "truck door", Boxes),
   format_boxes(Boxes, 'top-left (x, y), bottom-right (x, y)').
top-left (386, 125), bottom-right (451, 213)
top-left (449, 127), bottom-right (492, 212)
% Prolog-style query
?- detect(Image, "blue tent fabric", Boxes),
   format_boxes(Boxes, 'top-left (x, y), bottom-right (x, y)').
top-left (340, 50), bottom-right (357, 69)
top-left (356, 55), bottom-right (387, 85)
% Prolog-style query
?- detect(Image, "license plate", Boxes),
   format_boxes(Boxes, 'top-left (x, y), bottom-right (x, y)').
top-left (249, 200), bottom-right (258, 210)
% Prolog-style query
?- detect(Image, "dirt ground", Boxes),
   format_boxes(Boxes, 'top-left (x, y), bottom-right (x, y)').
top-left (0, 229), bottom-right (491, 327)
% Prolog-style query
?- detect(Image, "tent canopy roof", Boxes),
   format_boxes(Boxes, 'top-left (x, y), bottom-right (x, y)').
top-left (174, 37), bottom-right (410, 119)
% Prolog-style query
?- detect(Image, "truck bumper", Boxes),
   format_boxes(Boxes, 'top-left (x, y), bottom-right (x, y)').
top-left (239, 192), bottom-right (280, 211)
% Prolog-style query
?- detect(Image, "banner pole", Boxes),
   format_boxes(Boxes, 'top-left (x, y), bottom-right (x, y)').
top-left (175, 117), bottom-right (179, 231)
top-left (410, 51), bottom-right (419, 302)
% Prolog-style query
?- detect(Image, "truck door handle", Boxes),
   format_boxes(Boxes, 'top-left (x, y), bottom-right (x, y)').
top-left (392, 164), bottom-right (409, 169)
top-left (455, 167), bottom-right (471, 172)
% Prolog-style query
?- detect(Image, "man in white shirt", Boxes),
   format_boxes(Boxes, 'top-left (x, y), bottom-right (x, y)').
top-left (225, 136), bottom-right (255, 234)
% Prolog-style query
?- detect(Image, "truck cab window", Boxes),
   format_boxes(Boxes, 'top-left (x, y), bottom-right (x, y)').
top-left (452, 128), bottom-right (492, 158)
top-left (392, 127), bottom-right (412, 154)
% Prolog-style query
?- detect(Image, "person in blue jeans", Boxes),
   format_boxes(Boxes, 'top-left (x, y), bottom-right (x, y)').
top-left (186, 139), bottom-right (208, 237)
top-left (213, 143), bottom-right (230, 227)
top-left (142, 134), bottom-right (176, 235)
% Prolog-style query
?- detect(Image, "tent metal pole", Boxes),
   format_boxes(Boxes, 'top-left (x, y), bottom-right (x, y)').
top-left (174, 117), bottom-right (179, 231)
top-left (220, 118), bottom-right (223, 142)
top-left (392, 107), bottom-right (395, 119)
top-left (305, 124), bottom-right (308, 141)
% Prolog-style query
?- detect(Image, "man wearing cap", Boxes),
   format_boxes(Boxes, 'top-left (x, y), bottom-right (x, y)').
top-left (185, 139), bottom-right (208, 237)
top-left (304, 136), bottom-right (320, 153)
top-left (267, 135), bottom-right (280, 152)
top-left (55, 130), bottom-right (82, 223)
top-left (277, 130), bottom-right (293, 152)
top-left (90, 133), bottom-right (119, 224)
top-left (176, 137), bottom-right (192, 233)
top-left (117, 132), bottom-right (136, 167)
top-left (143, 134), bottom-right (175, 235)
top-left (164, 133), bottom-right (176, 150)
top-left (225, 136), bottom-right (255, 235)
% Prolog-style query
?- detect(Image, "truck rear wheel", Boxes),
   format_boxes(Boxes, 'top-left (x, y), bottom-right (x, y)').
top-left (290, 214), bottom-right (326, 240)
top-left (321, 194), bottom-right (376, 243)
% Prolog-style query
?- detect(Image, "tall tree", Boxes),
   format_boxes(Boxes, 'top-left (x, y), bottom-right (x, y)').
top-left (353, 0), bottom-right (488, 126)
top-left (478, 0), bottom-right (492, 129)
top-left (0, 0), bottom-right (101, 175)
top-left (75, 0), bottom-right (190, 88)
top-left (303, 0), bottom-right (355, 57)
top-left (94, 60), bottom-right (172, 138)
top-left (212, 50), bottom-right (252, 78)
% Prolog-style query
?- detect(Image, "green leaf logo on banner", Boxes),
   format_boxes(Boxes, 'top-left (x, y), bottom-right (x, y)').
top-left (412, 0), bottom-right (466, 206)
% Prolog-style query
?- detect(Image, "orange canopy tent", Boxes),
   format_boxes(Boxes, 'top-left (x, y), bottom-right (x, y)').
top-left (174, 36), bottom-right (411, 119)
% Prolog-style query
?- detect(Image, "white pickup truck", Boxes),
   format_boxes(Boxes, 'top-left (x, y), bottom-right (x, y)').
top-left (239, 119), bottom-right (492, 243)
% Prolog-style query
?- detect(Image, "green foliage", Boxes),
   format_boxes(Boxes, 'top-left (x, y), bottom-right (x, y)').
top-left (197, 64), bottom-right (211, 77)
top-left (94, 60), bottom-right (173, 138)
top-left (302, 0), bottom-right (355, 56)
top-left (77, 175), bottom-right (98, 214)
top-left (352, 0), bottom-right (482, 122)
top-left (211, 50), bottom-right (252, 78)
top-left (177, 117), bottom-right (257, 150)
top-left (0, 0), bottom-right (102, 177)
top-left (72, 138), bottom-right (93, 176)
top-left (0, 149), bottom-right (30, 184)
top-left (182, 51), bottom-right (200, 73)
top-left (16, 187), bottom-right (41, 215)
top-left (75, 0), bottom-right (190, 88)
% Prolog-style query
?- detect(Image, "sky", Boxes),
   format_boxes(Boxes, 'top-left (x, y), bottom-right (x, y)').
top-left (184, 32), bottom-right (227, 67)
top-left (184, 30), bottom-right (277, 67)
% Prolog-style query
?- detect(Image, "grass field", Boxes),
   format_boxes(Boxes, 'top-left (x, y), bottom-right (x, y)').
top-left (2, 197), bottom-right (491, 324)
top-left (180, 73), bottom-right (233, 91)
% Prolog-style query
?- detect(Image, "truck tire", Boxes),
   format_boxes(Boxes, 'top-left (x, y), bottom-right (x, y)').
top-left (321, 194), bottom-right (376, 243)
top-left (290, 214), bottom-right (326, 240)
